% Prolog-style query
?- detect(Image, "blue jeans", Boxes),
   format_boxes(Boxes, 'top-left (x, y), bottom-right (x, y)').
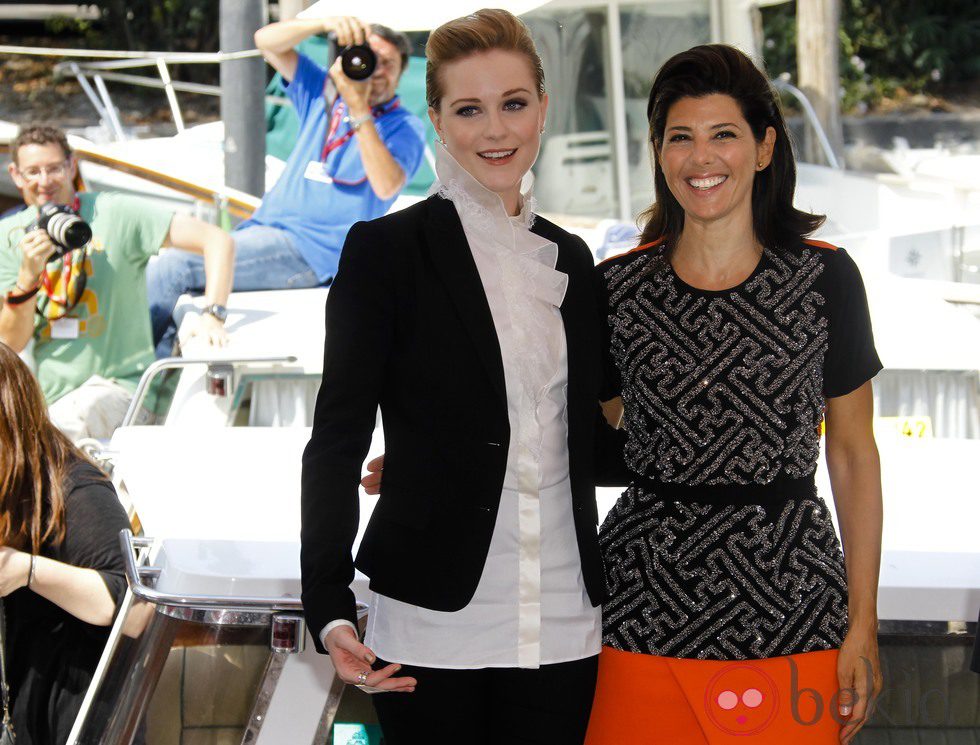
top-left (147, 225), bottom-right (321, 358)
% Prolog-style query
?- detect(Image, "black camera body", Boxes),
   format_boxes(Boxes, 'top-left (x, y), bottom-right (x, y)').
top-left (31, 202), bottom-right (92, 258)
top-left (339, 43), bottom-right (376, 80)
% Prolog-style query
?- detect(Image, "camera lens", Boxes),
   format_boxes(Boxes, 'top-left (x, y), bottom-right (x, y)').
top-left (43, 209), bottom-right (92, 252)
top-left (340, 44), bottom-right (377, 81)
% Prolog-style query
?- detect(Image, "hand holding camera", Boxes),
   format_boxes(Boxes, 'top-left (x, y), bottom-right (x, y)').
top-left (31, 203), bottom-right (92, 258)
top-left (322, 15), bottom-right (377, 110)
top-left (18, 228), bottom-right (57, 286)
top-left (320, 15), bottom-right (372, 50)
top-left (16, 203), bottom-right (92, 292)
top-left (329, 56), bottom-right (372, 114)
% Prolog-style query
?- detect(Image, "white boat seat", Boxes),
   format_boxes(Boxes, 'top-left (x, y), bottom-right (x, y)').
top-left (109, 425), bottom-right (313, 541)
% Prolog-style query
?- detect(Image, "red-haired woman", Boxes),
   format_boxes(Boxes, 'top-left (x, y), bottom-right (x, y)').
top-left (301, 9), bottom-right (609, 743)
top-left (0, 341), bottom-right (130, 745)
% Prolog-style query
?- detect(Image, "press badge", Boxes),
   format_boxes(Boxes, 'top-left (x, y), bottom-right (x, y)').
top-left (304, 160), bottom-right (333, 184)
top-left (50, 317), bottom-right (80, 339)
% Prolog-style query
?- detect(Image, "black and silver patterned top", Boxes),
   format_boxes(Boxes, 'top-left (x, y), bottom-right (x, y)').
top-left (597, 240), bottom-right (881, 660)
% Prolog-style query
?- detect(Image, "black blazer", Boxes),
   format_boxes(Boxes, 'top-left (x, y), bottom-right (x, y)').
top-left (301, 195), bottom-right (611, 654)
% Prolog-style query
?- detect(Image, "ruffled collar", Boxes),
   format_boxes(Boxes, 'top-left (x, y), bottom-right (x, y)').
top-left (434, 143), bottom-right (537, 235)
top-left (433, 142), bottom-right (566, 309)
top-left (434, 144), bottom-right (567, 445)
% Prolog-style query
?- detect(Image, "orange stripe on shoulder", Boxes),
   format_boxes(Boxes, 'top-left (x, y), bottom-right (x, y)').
top-left (598, 236), bottom-right (665, 265)
top-left (804, 238), bottom-right (839, 251)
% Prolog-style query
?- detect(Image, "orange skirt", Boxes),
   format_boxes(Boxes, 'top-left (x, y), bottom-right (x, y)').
top-left (585, 647), bottom-right (843, 744)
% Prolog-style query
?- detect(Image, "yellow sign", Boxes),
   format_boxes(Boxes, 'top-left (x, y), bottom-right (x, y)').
top-left (874, 416), bottom-right (933, 439)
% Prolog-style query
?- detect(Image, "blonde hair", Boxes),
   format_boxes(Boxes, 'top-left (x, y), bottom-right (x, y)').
top-left (425, 8), bottom-right (545, 109)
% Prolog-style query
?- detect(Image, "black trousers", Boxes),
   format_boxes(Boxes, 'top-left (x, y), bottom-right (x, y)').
top-left (370, 655), bottom-right (599, 745)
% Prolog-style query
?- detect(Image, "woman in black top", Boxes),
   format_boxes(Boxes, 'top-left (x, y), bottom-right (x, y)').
top-left (585, 45), bottom-right (884, 744)
top-left (0, 342), bottom-right (130, 745)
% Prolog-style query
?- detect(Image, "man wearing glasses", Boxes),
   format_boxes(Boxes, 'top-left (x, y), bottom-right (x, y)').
top-left (146, 14), bottom-right (426, 358)
top-left (0, 125), bottom-right (235, 441)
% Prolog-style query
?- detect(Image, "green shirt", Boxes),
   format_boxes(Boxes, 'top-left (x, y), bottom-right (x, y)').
top-left (0, 192), bottom-right (173, 404)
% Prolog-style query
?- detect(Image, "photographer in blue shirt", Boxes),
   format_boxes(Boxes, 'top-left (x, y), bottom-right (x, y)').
top-left (147, 15), bottom-right (426, 357)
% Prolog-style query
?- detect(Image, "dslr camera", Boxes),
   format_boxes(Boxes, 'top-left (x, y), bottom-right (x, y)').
top-left (31, 202), bottom-right (92, 258)
top-left (338, 42), bottom-right (376, 81)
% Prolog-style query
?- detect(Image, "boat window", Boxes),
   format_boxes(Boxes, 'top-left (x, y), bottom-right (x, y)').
top-left (524, 2), bottom-right (710, 221)
top-left (618, 2), bottom-right (711, 217)
top-left (524, 8), bottom-right (618, 219)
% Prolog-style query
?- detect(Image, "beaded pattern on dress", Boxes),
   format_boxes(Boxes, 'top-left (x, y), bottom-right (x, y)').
top-left (598, 243), bottom-right (848, 659)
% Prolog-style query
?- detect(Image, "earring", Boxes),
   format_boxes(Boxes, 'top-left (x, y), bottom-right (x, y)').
top-left (758, 161), bottom-right (764, 168)
top-left (540, 127), bottom-right (546, 134)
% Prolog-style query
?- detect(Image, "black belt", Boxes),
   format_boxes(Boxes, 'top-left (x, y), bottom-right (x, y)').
top-left (630, 472), bottom-right (816, 508)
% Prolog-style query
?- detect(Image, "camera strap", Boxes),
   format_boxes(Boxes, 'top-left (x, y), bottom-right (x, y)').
top-left (36, 197), bottom-right (87, 320)
top-left (39, 245), bottom-right (88, 321)
top-left (318, 97), bottom-right (401, 163)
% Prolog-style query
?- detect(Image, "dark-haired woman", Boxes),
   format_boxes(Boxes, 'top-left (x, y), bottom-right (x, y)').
top-left (0, 342), bottom-right (130, 745)
top-left (585, 45), bottom-right (883, 744)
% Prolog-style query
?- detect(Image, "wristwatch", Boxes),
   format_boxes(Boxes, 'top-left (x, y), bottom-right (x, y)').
top-left (347, 112), bottom-right (373, 132)
top-left (204, 303), bottom-right (228, 322)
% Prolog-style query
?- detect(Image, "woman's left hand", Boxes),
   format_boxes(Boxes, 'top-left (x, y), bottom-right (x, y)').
top-left (836, 621), bottom-right (883, 743)
top-left (0, 547), bottom-right (31, 596)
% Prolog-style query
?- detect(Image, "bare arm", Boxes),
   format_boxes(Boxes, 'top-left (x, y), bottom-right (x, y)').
top-left (328, 57), bottom-right (406, 200)
top-left (600, 396), bottom-right (624, 429)
top-left (164, 214), bottom-right (235, 345)
top-left (824, 380), bottom-right (883, 742)
top-left (254, 16), bottom-right (371, 82)
top-left (0, 229), bottom-right (56, 351)
top-left (0, 547), bottom-right (116, 626)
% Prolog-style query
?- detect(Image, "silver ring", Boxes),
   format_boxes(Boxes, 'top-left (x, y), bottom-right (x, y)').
top-left (356, 670), bottom-right (369, 685)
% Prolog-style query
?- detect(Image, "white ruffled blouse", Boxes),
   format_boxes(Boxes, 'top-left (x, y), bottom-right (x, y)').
top-left (362, 145), bottom-right (601, 669)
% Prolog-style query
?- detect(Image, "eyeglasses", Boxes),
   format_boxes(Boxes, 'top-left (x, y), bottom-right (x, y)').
top-left (16, 161), bottom-right (69, 182)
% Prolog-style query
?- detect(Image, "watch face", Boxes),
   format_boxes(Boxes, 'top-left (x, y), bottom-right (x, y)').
top-left (207, 304), bottom-right (228, 322)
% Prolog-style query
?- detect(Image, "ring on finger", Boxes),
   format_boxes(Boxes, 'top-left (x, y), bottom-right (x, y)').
top-left (355, 670), bottom-right (369, 685)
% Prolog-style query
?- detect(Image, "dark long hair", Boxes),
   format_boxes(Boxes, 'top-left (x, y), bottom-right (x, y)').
top-left (638, 44), bottom-right (824, 252)
top-left (0, 342), bottom-right (93, 552)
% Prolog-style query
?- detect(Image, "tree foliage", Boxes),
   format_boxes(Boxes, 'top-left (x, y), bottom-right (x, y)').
top-left (92, 1), bottom-right (218, 53)
top-left (761, 0), bottom-right (980, 112)
top-left (49, 1), bottom-right (220, 82)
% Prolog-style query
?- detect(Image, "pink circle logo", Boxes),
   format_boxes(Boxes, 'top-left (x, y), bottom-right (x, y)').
top-left (704, 663), bottom-right (779, 736)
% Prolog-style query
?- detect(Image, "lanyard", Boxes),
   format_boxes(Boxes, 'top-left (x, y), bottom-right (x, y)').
top-left (318, 97), bottom-right (401, 163)
top-left (38, 196), bottom-right (86, 320)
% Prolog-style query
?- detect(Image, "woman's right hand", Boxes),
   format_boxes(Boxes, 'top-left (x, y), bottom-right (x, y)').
top-left (324, 625), bottom-right (416, 692)
top-left (0, 547), bottom-right (31, 596)
top-left (360, 454), bottom-right (385, 495)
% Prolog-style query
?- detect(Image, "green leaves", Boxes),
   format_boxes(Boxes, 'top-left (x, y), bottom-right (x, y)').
top-left (761, 0), bottom-right (980, 112)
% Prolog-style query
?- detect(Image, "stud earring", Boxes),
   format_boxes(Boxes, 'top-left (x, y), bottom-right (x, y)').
top-left (758, 161), bottom-right (764, 168)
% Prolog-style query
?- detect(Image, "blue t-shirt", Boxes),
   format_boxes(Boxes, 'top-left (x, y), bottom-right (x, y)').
top-left (238, 53), bottom-right (426, 282)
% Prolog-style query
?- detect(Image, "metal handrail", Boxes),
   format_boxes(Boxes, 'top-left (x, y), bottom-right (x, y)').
top-left (771, 78), bottom-right (843, 170)
top-left (57, 66), bottom-right (289, 107)
top-left (0, 45), bottom-right (262, 62)
top-left (122, 354), bottom-right (298, 427)
top-left (119, 529), bottom-right (305, 612)
top-left (0, 44), bottom-right (292, 146)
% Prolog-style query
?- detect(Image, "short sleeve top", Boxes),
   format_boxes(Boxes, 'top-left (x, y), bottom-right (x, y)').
top-left (598, 239), bottom-right (882, 486)
top-left (239, 53), bottom-right (427, 283)
top-left (0, 192), bottom-right (173, 403)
